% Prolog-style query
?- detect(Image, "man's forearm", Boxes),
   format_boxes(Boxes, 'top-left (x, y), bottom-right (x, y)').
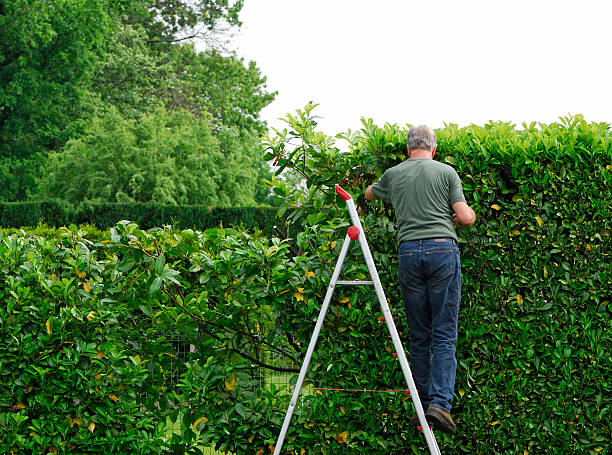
top-left (365, 185), bottom-right (377, 201)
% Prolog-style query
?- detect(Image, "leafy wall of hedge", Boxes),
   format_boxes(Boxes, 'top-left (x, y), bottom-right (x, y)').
top-left (1, 112), bottom-right (611, 454)
top-left (260, 110), bottom-right (611, 453)
top-left (0, 202), bottom-right (279, 236)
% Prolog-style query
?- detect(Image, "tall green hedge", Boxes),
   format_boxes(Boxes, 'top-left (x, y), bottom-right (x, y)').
top-left (0, 202), bottom-right (279, 236)
top-left (260, 109), bottom-right (611, 453)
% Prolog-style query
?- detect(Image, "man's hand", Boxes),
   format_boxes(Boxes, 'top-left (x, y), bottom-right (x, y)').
top-left (452, 201), bottom-right (476, 228)
top-left (365, 185), bottom-right (377, 201)
top-left (452, 213), bottom-right (467, 227)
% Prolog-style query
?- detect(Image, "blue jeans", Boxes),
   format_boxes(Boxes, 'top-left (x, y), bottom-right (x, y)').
top-left (398, 238), bottom-right (461, 412)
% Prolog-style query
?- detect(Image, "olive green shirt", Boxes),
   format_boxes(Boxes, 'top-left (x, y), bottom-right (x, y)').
top-left (371, 158), bottom-right (466, 244)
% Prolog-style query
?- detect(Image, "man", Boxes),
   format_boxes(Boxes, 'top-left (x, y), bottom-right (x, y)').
top-left (365, 125), bottom-right (475, 435)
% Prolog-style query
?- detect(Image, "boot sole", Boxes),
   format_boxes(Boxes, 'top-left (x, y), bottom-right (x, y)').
top-left (425, 412), bottom-right (456, 435)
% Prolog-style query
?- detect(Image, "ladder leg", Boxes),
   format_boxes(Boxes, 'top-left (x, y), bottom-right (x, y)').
top-left (273, 234), bottom-right (353, 455)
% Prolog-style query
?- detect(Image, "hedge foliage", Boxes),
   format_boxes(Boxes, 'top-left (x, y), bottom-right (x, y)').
top-left (261, 108), bottom-right (611, 453)
top-left (0, 202), bottom-right (279, 236)
top-left (1, 110), bottom-right (610, 454)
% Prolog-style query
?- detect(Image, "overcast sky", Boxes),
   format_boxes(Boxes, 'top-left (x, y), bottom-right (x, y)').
top-left (233, 0), bottom-right (612, 136)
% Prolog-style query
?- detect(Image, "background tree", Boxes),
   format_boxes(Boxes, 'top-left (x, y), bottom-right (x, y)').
top-left (37, 108), bottom-right (260, 206)
top-left (0, 0), bottom-right (276, 205)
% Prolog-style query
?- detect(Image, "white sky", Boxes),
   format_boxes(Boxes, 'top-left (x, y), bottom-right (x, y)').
top-left (233, 0), bottom-right (612, 136)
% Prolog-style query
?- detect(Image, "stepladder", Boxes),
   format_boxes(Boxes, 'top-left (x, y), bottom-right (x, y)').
top-left (273, 185), bottom-right (442, 455)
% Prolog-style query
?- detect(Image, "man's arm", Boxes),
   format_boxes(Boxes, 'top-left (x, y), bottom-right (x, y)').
top-left (452, 201), bottom-right (476, 227)
top-left (365, 185), bottom-right (377, 201)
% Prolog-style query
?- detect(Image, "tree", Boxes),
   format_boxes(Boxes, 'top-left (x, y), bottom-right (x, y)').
top-left (1, 0), bottom-right (275, 204)
top-left (165, 45), bottom-right (276, 133)
top-left (0, 0), bottom-right (113, 199)
top-left (36, 108), bottom-right (260, 207)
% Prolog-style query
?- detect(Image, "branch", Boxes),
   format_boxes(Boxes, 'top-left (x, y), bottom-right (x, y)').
top-left (163, 288), bottom-right (300, 373)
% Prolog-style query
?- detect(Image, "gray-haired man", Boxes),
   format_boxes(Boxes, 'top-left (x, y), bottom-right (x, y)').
top-left (365, 125), bottom-right (475, 434)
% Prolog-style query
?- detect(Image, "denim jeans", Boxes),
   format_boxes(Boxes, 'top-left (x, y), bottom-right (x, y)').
top-left (398, 238), bottom-right (461, 412)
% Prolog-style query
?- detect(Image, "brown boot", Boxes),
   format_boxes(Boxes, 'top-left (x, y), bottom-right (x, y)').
top-left (425, 406), bottom-right (456, 434)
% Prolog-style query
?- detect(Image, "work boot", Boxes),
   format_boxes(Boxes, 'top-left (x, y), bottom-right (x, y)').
top-left (425, 406), bottom-right (456, 434)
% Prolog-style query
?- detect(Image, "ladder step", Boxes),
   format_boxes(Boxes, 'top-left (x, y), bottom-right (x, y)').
top-left (336, 280), bottom-right (374, 286)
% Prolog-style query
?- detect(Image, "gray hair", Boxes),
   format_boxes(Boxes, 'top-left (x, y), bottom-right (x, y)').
top-left (406, 125), bottom-right (437, 151)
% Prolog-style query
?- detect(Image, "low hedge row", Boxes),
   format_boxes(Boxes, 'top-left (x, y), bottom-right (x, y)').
top-left (0, 202), bottom-right (280, 236)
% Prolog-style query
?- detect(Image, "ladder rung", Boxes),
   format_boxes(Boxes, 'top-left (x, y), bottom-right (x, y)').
top-left (336, 280), bottom-right (373, 286)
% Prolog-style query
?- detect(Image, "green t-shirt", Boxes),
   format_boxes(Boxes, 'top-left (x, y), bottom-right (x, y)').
top-left (371, 158), bottom-right (466, 244)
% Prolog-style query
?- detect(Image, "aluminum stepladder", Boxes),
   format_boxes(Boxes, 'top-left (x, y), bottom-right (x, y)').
top-left (273, 185), bottom-right (442, 455)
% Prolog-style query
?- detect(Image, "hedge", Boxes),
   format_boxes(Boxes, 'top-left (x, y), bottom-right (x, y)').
top-left (1, 112), bottom-right (610, 454)
top-left (0, 202), bottom-right (280, 236)
top-left (260, 109), bottom-right (611, 453)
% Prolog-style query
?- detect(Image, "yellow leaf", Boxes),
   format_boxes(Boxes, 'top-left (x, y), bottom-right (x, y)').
top-left (516, 295), bottom-right (523, 305)
top-left (293, 292), bottom-right (304, 302)
top-left (11, 404), bottom-right (26, 411)
top-left (83, 281), bottom-right (91, 292)
top-left (45, 318), bottom-right (51, 335)
top-left (193, 416), bottom-right (208, 429)
top-left (49, 447), bottom-right (58, 454)
top-left (305, 271), bottom-right (315, 279)
top-left (338, 297), bottom-right (349, 304)
top-left (26, 386), bottom-right (33, 393)
top-left (109, 395), bottom-right (119, 403)
top-left (330, 241), bottom-right (337, 248)
top-left (256, 450), bottom-right (264, 455)
top-left (87, 311), bottom-right (96, 321)
top-left (336, 430), bottom-right (349, 443)
top-left (490, 421), bottom-right (500, 426)
top-left (491, 204), bottom-right (501, 210)
top-left (535, 216), bottom-right (544, 228)
top-left (247, 434), bottom-right (254, 443)
top-left (95, 373), bottom-right (101, 381)
top-left (301, 449), bottom-right (306, 455)
top-left (88, 422), bottom-right (95, 433)
top-left (231, 280), bottom-right (239, 285)
top-left (225, 373), bottom-right (238, 391)
top-left (459, 389), bottom-right (465, 398)
top-left (97, 351), bottom-right (104, 359)
top-left (78, 271), bottom-right (86, 279)
top-left (268, 444), bottom-right (275, 453)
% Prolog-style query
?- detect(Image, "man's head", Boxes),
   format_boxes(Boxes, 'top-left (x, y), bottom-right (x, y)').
top-left (406, 125), bottom-right (437, 158)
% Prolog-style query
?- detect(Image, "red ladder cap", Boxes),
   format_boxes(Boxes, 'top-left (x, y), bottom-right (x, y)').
top-left (336, 185), bottom-right (352, 200)
top-left (347, 226), bottom-right (360, 240)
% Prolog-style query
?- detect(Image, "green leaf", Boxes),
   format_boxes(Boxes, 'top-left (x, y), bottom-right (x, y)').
top-left (150, 277), bottom-right (162, 295)
top-left (155, 254), bottom-right (165, 276)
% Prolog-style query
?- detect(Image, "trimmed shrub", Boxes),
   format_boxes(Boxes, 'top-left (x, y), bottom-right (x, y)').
top-left (0, 202), bottom-right (280, 236)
